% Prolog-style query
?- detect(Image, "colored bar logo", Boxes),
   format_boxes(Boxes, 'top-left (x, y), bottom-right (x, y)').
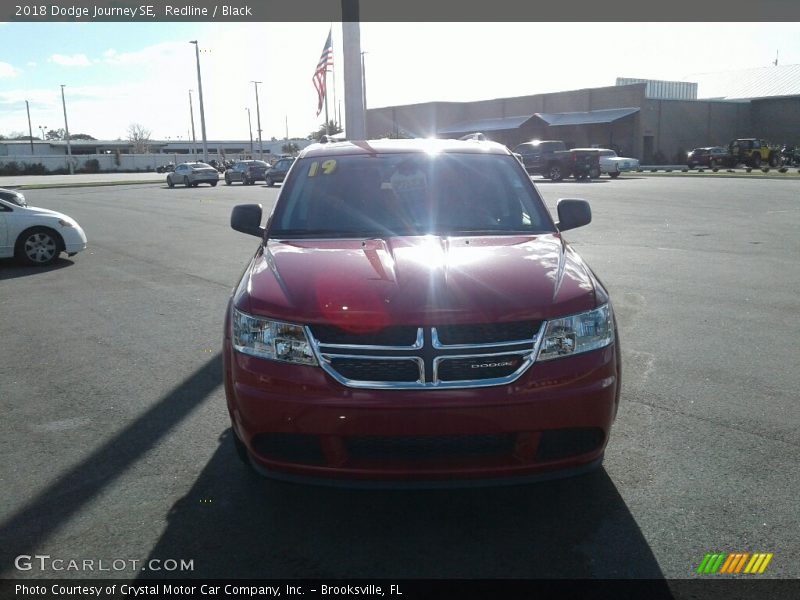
top-left (696, 552), bottom-right (773, 574)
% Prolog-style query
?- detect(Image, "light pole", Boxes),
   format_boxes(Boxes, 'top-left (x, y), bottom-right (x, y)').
top-left (39, 125), bottom-right (47, 141)
top-left (189, 41), bottom-right (209, 162)
top-left (245, 108), bottom-right (254, 155)
top-left (251, 81), bottom-right (263, 161)
top-left (25, 100), bottom-right (35, 154)
top-left (188, 89), bottom-right (197, 160)
top-left (60, 84), bottom-right (74, 175)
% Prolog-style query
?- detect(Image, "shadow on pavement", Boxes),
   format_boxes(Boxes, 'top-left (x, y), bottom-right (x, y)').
top-left (0, 257), bottom-right (74, 280)
top-left (141, 429), bottom-right (666, 580)
top-left (0, 354), bottom-right (223, 576)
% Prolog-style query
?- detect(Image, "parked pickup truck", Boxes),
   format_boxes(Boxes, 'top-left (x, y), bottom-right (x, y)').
top-left (512, 140), bottom-right (601, 181)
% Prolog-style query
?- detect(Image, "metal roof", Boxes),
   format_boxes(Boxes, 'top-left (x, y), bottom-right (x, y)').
top-left (685, 63), bottom-right (800, 100)
top-left (437, 115), bottom-right (536, 135)
top-left (535, 107), bottom-right (640, 126)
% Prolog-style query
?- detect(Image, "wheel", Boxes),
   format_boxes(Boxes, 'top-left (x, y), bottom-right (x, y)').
top-left (266, 177), bottom-right (274, 187)
top-left (167, 176), bottom-right (174, 188)
top-left (184, 176), bottom-right (191, 187)
top-left (231, 428), bottom-right (252, 466)
top-left (548, 165), bottom-right (563, 181)
top-left (15, 227), bottom-right (62, 266)
top-left (609, 172), bottom-right (620, 179)
top-left (709, 159), bottom-right (717, 168)
top-left (751, 153), bottom-right (761, 168)
top-left (768, 153), bottom-right (780, 168)
top-left (225, 175), bottom-right (231, 185)
top-left (589, 167), bottom-right (600, 179)
top-left (211, 181), bottom-right (217, 187)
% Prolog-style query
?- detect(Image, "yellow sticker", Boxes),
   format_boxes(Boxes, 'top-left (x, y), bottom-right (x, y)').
top-left (307, 160), bottom-right (338, 177)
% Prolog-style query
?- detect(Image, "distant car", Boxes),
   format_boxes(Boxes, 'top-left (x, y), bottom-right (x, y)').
top-left (572, 148), bottom-right (640, 178)
top-left (167, 162), bottom-right (219, 187)
top-left (687, 147), bottom-right (728, 169)
top-left (265, 157), bottom-right (295, 187)
top-left (224, 160), bottom-right (270, 186)
top-left (0, 188), bottom-right (87, 266)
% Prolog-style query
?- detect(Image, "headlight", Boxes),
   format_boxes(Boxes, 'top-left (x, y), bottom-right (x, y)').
top-left (231, 308), bottom-right (317, 366)
top-left (536, 304), bottom-right (614, 362)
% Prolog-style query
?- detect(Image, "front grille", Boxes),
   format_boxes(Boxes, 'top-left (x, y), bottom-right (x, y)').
top-left (310, 322), bottom-right (542, 389)
top-left (310, 325), bottom-right (419, 347)
top-left (346, 434), bottom-right (516, 461)
top-left (435, 321), bottom-right (538, 345)
top-left (535, 428), bottom-right (605, 461)
top-left (437, 356), bottom-right (523, 382)
top-left (329, 358), bottom-right (420, 383)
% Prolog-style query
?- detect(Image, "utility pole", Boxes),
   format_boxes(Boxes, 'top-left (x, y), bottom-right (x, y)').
top-left (251, 81), bottom-right (263, 160)
top-left (246, 108), bottom-right (254, 154)
top-left (189, 41), bottom-right (209, 162)
top-left (25, 100), bottom-right (34, 154)
top-left (188, 89), bottom-right (197, 160)
top-left (60, 85), bottom-right (74, 174)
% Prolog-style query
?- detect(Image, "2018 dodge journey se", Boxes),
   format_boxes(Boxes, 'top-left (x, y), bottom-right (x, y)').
top-left (224, 138), bottom-right (621, 486)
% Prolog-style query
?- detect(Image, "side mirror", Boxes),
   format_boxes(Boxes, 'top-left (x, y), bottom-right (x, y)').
top-left (231, 204), bottom-right (265, 238)
top-left (556, 199), bottom-right (591, 231)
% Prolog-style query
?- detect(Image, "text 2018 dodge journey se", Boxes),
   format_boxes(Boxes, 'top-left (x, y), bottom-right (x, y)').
top-left (224, 138), bottom-right (621, 486)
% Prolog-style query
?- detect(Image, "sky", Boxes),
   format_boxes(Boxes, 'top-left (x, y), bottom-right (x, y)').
top-left (0, 22), bottom-right (799, 142)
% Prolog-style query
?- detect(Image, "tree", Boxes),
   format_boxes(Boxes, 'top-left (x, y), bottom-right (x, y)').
top-left (70, 133), bottom-right (96, 141)
top-left (127, 123), bottom-right (152, 153)
top-left (309, 121), bottom-right (343, 141)
top-left (46, 128), bottom-right (66, 140)
top-left (281, 142), bottom-right (300, 156)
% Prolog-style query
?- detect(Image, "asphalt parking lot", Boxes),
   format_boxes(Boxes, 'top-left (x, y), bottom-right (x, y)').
top-left (1, 175), bottom-right (798, 581)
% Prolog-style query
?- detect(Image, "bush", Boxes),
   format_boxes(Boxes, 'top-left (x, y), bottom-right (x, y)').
top-left (0, 161), bottom-right (21, 175)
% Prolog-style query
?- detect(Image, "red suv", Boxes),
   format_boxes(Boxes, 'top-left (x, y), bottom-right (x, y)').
top-left (225, 138), bottom-right (621, 485)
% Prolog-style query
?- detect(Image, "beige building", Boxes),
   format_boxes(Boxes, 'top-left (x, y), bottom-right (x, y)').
top-left (366, 68), bottom-right (800, 163)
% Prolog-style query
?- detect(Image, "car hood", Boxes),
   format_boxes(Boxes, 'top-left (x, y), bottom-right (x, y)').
top-left (236, 234), bottom-right (600, 328)
top-left (19, 205), bottom-right (73, 220)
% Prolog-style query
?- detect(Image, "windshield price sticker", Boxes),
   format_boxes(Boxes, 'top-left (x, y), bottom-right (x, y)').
top-left (307, 160), bottom-right (338, 177)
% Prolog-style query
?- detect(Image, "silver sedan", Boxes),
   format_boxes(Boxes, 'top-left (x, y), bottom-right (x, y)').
top-left (167, 162), bottom-right (219, 187)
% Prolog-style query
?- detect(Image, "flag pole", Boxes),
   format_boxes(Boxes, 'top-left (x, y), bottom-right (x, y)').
top-left (331, 24), bottom-right (338, 130)
top-left (324, 68), bottom-right (330, 136)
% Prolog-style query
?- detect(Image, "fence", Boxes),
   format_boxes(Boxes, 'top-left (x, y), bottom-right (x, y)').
top-left (0, 152), bottom-right (279, 174)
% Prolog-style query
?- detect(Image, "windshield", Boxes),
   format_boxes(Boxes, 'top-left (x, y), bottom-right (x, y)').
top-left (0, 191), bottom-right (27, 207)
top-left (270, 152), bottom-right (554, 239)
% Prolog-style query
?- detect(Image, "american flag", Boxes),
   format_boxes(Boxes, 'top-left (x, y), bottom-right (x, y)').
top-left (313, 29), bottom-right (334, 116)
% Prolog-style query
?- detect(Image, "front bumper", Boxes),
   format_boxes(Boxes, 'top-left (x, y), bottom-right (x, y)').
top-left (224, 338), bottom-right (620, 483)
top-left (62, 225), bottom-right (88, 254)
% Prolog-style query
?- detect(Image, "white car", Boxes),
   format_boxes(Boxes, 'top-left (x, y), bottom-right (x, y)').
top-left (0, 188), bottom-right (88, 266)
top-left (573, 148), bottom-right (639, 178)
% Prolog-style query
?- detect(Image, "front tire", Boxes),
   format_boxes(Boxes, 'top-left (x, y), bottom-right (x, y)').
top-left (210, 181), bottom-right (217, 187)
top-left (167, 176), bottom-right (174, 188)
top-left (184, 176), bottom-right (191, 187)
top-left (266, 177), bottom-right (274, 187)
top-left (548, 165), bottom-right (563, 181)
top-left (16, 227), bottom-right (62, 266)
top-left (609, 172), bottom-right (620, 179)
top-left (751, 153), bottom-right (761, 168)
top-left (225, 175), bottom-right (231, 185)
